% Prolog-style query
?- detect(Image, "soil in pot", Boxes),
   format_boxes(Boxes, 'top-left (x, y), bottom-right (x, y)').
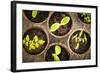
top-left (23, 10), bottom-right (49, 23)
top-left (23, 28), bottom-right (48, 55)
top-left (69, 30), bottom-right (91, 54)
top-left (78, 13), bottom-right (91, 24)
top-left (49, 12), bottom-right (72, 36)
top-left (45, 44), bottom-right (70, 61)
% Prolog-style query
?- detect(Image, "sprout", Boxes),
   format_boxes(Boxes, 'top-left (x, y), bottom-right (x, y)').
top-left (50, 16), bottom-right (70, 32)
top-left (52, 45), bottom-right (61, 61)
top-left (72, 30), bottom-right (88, 50)
top-left (23, 35), bottom-right (45, 50)
top-left (32, 10), bottom-right (38, 18)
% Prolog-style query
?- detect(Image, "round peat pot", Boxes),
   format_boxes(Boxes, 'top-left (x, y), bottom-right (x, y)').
top-left (68, 29), bottom-right (91, 54)
top-left (45, 43), bottom-right (70, 61)
top-left (78, 13), bottom-right (91, 24)
top-left (48, 12), bottom-right (72, 38)
top-left (23, 10), bottom-right (49, 23)
top-left (23, 27), bottom-right (48, 55)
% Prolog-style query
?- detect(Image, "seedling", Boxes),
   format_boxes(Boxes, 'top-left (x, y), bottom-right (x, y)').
top-left (80, 13), bottom-right (91, 24)
top-left (72, 30), bottom-right (87, 50)
top-left (32, 10), bottom-right (38, 18)
top-left (52, 45), bottom-right (61, 61)
top-left (50, 16), bottom-right (70, 32)
top-left (23, 35), bottom-right (45, 50)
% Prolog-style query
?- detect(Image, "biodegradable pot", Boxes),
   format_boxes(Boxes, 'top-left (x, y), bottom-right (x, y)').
top-left (48, 12), bottom-right (72, 38)
top-left (78, 13), bottom-right (91, 24)
top-left (68, 29), bottom-right (91, 54)
top-left (23, 27), bottom-right (48, 55)
top-left (23, 10), bottom-right (49, 23)
top-left (45, 43), bottom-right (70, 61)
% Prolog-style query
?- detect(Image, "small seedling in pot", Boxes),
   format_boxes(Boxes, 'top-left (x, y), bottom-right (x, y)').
top-left (50, 16), bottom-right (70, 32)
top-left (80, 13), bottom-right (91, 24)
top-left (23, 35), bottom-right (45, 50)
top-left (52, 45), bottom-right (61, 61)
top-left (32, 10), bottom-right (38, 19)
top-left (72, 30), bottom-right (87, 50)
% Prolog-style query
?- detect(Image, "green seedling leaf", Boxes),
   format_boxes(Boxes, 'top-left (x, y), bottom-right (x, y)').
top-left (72, 34), bottom-right (78, 40)
top-left (75, 37), bottom-right (78, 43)
top-left (52, 53), bottom-right (60, 61)
top-left (82, 38), bottom-right (85, 43)
top-left (84, 34), bottom-right (87, 43)
top-left (60, 16), bottom-right (70, 25)
top-left (25, 42), bottom-right (28, 47)
top-left (23, 38), bottom-right (26, 44)
top-left (34, 35), bottom-right (39, 42)
top-left (35, 43), bottom-right (39, 48)
top-left (32, 10), bottom-right (37, 18)
top-left (29, 44), bottom-right (35, 50)
top-left (38, 40), bottom-right (45, 45)
top-left (75, 43), bottom-right (80, 50)
top-left (79, 30), bottom-right (83, 37)
top-left (29, 40), bottom-right (35, 45)
top-left (55, 45), bottom-right (61, 55)
top-left (26, 35), bottom-right (30, 41)
top-left (50, 23), bottom-right (60, 32)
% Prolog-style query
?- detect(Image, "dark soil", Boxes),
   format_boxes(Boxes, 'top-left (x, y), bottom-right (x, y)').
top-left (23, 10), bottom-right (49, 23)
top-left (69, 30), bottom-right (91, 54)
top-left (45, 45), bottom-right (70, 61)
top-left (23, 28), bottom-right (47, 55)
top-left (49, 12), bottom-right (72, 36)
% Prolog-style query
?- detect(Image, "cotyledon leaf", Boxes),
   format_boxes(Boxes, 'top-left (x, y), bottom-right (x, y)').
top-left (50, 23), bottom-right (60, 32)
top-left (52, 53), bottom-right (60, 61)
top-left (26, 35), bottom-right (30, 42)
top-left (32, 10), bottom-right (38, 18)
top-left (55, 45), bottom-right (61, 55)
top-left (34, 35), bottom-right (39, 42)
top-left (60, 16), bottom-right (70, 25)
top-left (38, 40), bottom-right (45, 45)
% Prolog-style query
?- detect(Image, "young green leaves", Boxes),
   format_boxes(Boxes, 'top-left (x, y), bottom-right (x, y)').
top-left (32, 10), bottom-right (38, 19)
top-left (23, 35), bottom-right (30, 47)
top-left (50, 16), bottom-right (70, 32)
top-left (23, 35), bottom-right (45, 50)
top-left (52, 45), bottom-right (61, 61)
top-left (80, 13), bottom-right (91, 24)
top-left (71, 30), bottom-right (88, 50)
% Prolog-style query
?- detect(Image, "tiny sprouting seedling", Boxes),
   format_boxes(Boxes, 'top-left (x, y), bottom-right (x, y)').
top-left (52, 45), bottom-right (61, 61)
top-left (50, 16), bottom-right (70, 32)
top-left (72, 30), bottom-right (87, 50)
top-left (80, 13), bottom-right (91, 24)
top-left (23, 35), bottom-right (45, 50)
top-left (32, 10), bottom-right (38, 18)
